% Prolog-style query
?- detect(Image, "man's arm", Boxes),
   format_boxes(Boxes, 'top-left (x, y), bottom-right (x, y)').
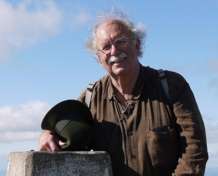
top-left (170, 75), bottom-right (208, 175)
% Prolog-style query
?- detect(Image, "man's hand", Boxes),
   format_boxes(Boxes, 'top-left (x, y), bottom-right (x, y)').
top-left (39, 130), bottom-right (61, 152)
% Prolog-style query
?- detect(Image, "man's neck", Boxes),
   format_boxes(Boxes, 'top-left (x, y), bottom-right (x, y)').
top-left (111, 63), bottom-right (140, 100)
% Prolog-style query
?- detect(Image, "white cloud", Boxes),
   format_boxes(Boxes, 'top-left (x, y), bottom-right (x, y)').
top-left (0, 0), bottom-right (62, 61)
top-left (0, 101), bottom-right (50, 142)
top-left (0, 131), bottom-right (40, 142)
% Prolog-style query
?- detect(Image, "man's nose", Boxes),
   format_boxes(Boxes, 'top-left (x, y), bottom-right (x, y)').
top-left (110, 44), bottom-right (118, 55)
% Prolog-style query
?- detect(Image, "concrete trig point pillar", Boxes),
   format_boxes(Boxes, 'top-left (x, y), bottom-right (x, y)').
top-left (7, 151), bottom-right (113, 176)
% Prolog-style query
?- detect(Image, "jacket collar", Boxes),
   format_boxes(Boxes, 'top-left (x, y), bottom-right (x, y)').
top-left (104, 64), bottom-right (145, 101)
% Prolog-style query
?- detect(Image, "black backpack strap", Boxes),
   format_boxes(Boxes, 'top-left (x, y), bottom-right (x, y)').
top-left (85, 83), bottom-right (95, 108)
top-left (158, 69), bottom-right (179, 131)
top-left (158, 69), bottom-right (171, 103)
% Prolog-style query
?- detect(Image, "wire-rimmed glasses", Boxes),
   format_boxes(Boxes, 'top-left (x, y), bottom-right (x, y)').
top-left (97, 36), bottom-right (132, 55)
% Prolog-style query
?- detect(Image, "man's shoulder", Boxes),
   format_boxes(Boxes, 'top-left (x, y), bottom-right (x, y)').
top-left (81, 75), bottom-right (110, 99)
top-left (89, 75), bottom-right (110, 90)
top-left (163, 69), bottom-right (188, 89)
top-left (78, 75), bottom-right (109, 104)
top-left (141, 65), bottom-right (186, 84)
top-left (141, 65), bottom-right (189, 100)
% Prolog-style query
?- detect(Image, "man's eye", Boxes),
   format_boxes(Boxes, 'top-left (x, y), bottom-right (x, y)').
top-left (116, 39), bottom-right (128, 46)
top-left (103, 44), bottom-right (111, 51)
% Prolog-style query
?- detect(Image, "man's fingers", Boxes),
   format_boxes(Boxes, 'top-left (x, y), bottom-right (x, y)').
top-left (39, 130), bottom-right (61, 152)
top-left (49, 141), bottom-right (61, 152)
top-left (39, 141), bottom-right (60, 152)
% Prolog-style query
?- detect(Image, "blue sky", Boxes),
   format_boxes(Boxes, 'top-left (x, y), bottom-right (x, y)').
top-left (0, 0), bottom-right (217, 175)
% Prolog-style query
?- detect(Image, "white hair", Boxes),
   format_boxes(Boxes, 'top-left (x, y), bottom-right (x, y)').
top-left (86, 11), bottom-right (146, 57)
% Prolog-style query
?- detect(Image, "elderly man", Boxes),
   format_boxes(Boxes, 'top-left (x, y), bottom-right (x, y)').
top-left (39, 16), bottom-right (208, 176)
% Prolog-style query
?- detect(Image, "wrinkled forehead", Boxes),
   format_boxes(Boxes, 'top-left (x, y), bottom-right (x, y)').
top-left (95, 20), bottom-right (131, 42)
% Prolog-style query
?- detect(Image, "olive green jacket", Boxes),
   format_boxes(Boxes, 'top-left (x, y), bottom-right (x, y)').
top-left (79, 65), bottom-right (208, 176)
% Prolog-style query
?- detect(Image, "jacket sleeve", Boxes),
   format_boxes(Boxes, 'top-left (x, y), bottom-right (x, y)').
top-left (169, 73), bottom-right (208, 176)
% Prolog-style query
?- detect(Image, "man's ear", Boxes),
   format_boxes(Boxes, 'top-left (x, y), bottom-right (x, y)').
top-left (135, 38), bottom-right (140, 55)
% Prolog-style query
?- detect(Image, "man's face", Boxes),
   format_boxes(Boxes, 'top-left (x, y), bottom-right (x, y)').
top-left (95, 21), bottom-right (139, 77)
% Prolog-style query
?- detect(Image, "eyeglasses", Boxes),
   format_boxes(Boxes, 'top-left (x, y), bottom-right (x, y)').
top-left (97, 36), bottom-right (132, 55)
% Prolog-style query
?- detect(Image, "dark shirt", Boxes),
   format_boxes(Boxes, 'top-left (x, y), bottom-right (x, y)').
top-left (79, 65), bottom-right (208, 176)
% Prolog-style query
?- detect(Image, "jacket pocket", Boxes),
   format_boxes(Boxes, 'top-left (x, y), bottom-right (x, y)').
top-left (146, 126), bottom-right (179, 169)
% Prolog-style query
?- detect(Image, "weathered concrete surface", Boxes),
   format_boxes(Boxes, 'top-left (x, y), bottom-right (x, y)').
top-left (7, 151), bottom-right (113, 176)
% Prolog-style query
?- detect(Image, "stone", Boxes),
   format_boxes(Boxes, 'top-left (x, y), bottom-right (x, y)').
top-left (6, 151), bottom-right (113, 176)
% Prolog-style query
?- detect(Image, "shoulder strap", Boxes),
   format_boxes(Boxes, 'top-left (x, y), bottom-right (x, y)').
top-left (158, 69), bottom-right (171, 102)
top-left (85, 83), bottom-right (95, 108)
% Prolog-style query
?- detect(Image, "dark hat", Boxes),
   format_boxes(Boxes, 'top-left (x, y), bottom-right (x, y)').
top-left (41, 99), bottom-right (94, 150)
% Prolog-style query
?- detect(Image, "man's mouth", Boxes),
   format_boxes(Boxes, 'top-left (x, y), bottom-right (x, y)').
top-left (108, 53), bottom-right (127, 65)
